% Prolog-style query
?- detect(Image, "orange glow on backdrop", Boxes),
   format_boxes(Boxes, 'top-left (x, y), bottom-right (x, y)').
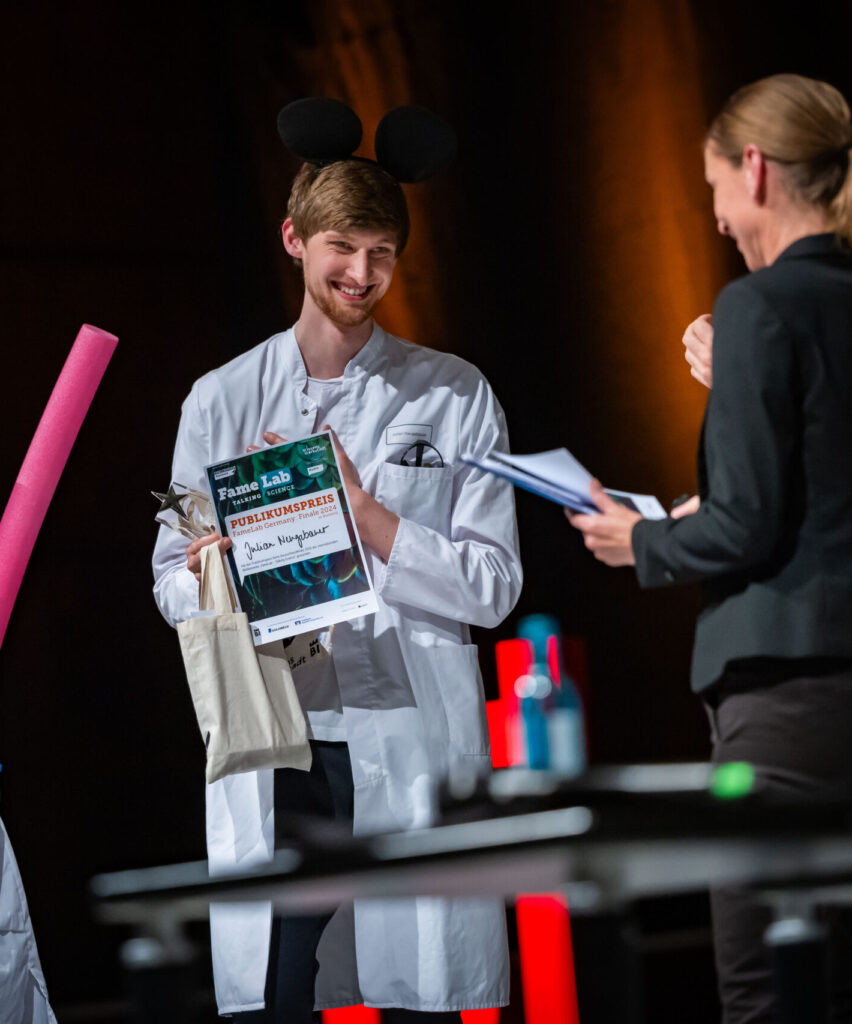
top-left (554, 0), bottom-right (731, 497)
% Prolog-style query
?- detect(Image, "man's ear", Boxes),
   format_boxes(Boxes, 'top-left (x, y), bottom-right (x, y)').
top-left (281, 218), bottom-right (305, 259)
top-left (742, 144), bottom-right (767, 204)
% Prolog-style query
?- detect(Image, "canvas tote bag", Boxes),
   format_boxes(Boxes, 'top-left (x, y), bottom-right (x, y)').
top-left (177, 543), bottom-right (312, 783)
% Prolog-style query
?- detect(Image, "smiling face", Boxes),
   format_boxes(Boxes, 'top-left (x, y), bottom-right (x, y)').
top-left (286, 224), bottom-right (398, 330)
top-left (704, 142), bottom-right (766, 270)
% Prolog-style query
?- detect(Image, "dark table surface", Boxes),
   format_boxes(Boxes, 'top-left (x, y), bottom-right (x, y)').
top-left (91, 763), bottom-right (852, 930)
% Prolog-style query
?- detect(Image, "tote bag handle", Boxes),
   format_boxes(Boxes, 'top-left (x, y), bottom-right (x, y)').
top-left (199, 542), bottom-right (237, 614)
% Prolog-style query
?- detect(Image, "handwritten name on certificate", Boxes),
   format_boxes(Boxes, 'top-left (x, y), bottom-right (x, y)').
top-left (226, 489), bottom-right (351, 582)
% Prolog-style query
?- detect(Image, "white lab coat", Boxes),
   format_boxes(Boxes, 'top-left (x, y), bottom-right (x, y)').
top-left (0, 817), bottom-right (57, 1024)
top-left (153, 325), bottom-right (522, 1013)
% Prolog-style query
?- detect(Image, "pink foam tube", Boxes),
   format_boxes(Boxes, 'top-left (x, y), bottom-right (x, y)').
top-left (0, 324), bottom-right (118, 648)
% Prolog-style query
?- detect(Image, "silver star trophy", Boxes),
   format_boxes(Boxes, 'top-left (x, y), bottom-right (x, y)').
top-left (152, 482), bottom-right (216, 539)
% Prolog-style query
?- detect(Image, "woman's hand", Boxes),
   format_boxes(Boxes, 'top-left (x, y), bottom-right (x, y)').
top-left (671, 495), bottom-right (700, 518)
top-left (566, 479), bottom-right (642, 567)
top-left (683, 313), bottom-right (713, 389)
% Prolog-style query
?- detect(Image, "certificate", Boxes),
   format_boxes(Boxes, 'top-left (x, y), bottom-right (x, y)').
top-left (206, 432), bottom-right (378, 642)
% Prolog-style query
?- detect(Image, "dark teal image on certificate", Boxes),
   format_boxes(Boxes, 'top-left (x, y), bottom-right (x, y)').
top-left (206, 432), bottom-right (376, 637)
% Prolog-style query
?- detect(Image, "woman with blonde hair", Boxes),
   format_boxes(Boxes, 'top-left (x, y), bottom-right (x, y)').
top-left (570, 73), bottom-right (852, 1022)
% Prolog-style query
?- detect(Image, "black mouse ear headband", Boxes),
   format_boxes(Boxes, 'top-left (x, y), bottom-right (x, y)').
top-left (276, 97), bottom-right (457, 183)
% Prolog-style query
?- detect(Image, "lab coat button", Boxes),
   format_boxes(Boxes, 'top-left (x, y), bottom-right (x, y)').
top-left (301, 408), bottom-right (310, 415)
top-left (664, 570), bottom-right (675, 583)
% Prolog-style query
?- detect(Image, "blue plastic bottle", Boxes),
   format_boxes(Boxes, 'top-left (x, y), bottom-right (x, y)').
top-left (515, 669), bottom-right (551, 769)
top-left (517, 614), bottom-right (587, 778)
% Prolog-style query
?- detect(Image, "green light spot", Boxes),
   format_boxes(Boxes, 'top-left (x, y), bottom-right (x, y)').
top-left (711, 762), bottom-right (755, 800)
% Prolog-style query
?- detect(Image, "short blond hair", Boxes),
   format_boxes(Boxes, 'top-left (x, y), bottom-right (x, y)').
top-left (286, 159), bottom-right (410, 255)
top-left (707, 74), bottom-right (852, 244)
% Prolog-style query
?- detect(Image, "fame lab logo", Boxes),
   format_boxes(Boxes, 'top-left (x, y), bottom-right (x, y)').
top-left (259, 468), bottom-right (292, 498)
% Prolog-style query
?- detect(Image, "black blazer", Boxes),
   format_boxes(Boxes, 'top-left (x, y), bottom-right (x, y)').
top-left (633, 233), bottom-right (852, 692)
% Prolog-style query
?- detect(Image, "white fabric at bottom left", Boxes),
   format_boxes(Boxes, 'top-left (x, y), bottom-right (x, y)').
top-left (0, 816), bottom-right (57, 1024)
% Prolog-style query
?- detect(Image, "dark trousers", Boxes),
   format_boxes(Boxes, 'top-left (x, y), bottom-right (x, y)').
top-left (233, 741), bottom-right (463, 1024)
top-left (704, 667), bottom-right (852, 1024)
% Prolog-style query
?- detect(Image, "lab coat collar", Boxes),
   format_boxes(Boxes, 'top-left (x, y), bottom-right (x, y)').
top-left (277, 323), bottom-right (388, 387)
top-left (344, 322), bottom-right (386, 378)
top-left (278, 327), bottom-right (308, 387)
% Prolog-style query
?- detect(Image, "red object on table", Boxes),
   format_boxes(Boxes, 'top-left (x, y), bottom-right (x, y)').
top-left (491, 638), bottom-right (533, 767)
top-left (322, 1006), bottom-right (380, 1023)
top-left (322, 1007), bottom-right (498, 1023)
top-left (516, 894), bottom-right (581, 1024)
top-left (462, 1009), bottom-right (500, 1022)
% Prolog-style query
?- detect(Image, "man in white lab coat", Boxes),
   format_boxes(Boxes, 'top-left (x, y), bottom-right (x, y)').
top-left (153, 155), bottom-right (522, 1020)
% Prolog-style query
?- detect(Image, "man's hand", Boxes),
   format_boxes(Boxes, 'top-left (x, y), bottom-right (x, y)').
top-left (186, 532), bottom-right (232, 581)
top-left (249, 426), bottom-right (398, 561)
top-left (566, 479), bottom-right (641, 567)
top-left (245, 431), bottom-right (288, 453)
top-left (683, 313), bottom-right (713, 389)
top-left (257, 426), bottom-right (364, 496)
top-left (323, 425), bottom-right (398, 562)
top-left (324, 424), bottom-right (362, 493)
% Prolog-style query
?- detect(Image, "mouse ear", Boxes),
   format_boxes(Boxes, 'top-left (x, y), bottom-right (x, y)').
top-left (374, 106), bottom-right (458, 183)
top-left (277, 98), bottom-right (363, 162)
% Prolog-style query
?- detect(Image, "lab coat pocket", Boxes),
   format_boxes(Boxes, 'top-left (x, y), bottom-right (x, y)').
top-left (374, 461), bottom-right (454, 534)
top-left (426, 644), bottom-right (491, 757)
